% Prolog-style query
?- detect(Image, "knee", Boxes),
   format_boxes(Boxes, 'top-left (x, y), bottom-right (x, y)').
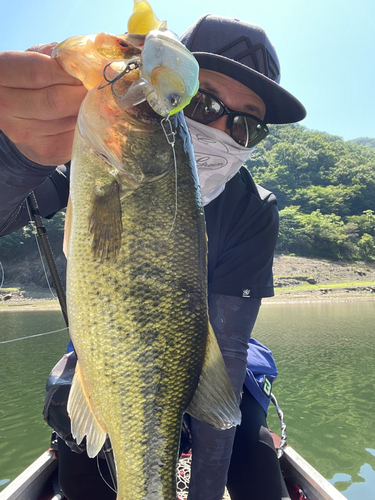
top-left (259, 425), bottom-right (277, 453)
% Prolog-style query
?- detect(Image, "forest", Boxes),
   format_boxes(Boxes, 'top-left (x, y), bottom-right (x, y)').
top-left (246, 125), bottom-right (375, 260)
top-left (1, 125), bottom-right (375, 262)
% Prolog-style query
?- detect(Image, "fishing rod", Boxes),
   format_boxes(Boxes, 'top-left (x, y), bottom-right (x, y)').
top-left (26, 191), bottom-right (118, 490)
top-left (27, 192), bottom-right (68, 327)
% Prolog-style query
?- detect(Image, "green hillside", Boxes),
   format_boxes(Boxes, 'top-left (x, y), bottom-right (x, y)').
top-left (350, 137), bottom-right (375, 150)
top-left (246, 124), bottom-right (375, 260)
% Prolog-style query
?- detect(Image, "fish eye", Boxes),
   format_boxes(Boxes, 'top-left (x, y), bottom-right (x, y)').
top-left (169, 95), bottom-right (180, 107)
top-left (117, 39), bottom-right (129, 48)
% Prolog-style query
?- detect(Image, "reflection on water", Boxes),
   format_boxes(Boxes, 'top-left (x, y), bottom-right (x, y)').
top-left (0, 302), bottom-right (374, 499)
top-left (0, 310), bottom-right (68, 491)
top-left (257, 301), bottom-right (375, 500)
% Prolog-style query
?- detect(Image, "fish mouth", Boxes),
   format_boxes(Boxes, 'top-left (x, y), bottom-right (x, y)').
top-left (104, 68), bottom-right (163, 127)
top-left (125, 98), bottom-right (162, 126)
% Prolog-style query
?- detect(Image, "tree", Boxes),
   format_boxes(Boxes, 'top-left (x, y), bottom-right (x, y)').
top-left (350, 137), bottom-right (375, 150)
top-left (347, 210), bottom-right (375, 237)
top-left (292, 184), bottom-right (353, 216)
top-left (0, 210), bottom-right (65, 259)
top-left (358, 234), bottom-right (375, 260)
top-left (277, 207), bottom-right (359, 259)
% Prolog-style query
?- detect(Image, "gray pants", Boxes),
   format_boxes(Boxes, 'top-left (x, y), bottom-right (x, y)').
top-left (188, 294), bottom-right (261, 500)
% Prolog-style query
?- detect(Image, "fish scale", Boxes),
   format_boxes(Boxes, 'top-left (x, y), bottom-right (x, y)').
top-left (67, 114), bottom-right (209, 499)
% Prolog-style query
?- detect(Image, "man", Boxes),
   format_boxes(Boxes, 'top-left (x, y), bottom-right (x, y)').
top-left (0, 14), bottom-right (306, 500)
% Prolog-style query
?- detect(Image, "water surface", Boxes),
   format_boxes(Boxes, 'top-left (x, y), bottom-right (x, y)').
top-left (258, 301), bottom-right (375, 499)
top-left (0, 302), bottom-right (374, 499)
top-left (0, 310), bottom-right (68, 490)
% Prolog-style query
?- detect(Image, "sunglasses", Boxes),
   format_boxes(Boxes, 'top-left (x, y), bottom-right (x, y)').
top-left (184, 89), bottom-right (269, 148)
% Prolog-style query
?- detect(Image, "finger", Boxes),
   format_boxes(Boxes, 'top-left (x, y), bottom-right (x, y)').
top-left (16, 129), bottom-right (77, 166)
top-left (3, 115), bottom-right (78, 146)
top-left (0, 50), bottom-right (82, 88)
top-left (26, 42), bottom-right (59, 56)
top-left (0, 84), bottom-right (87, 121)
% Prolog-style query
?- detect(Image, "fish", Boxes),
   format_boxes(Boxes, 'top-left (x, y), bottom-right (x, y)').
top-left (52, 2), bottom-right (241, 499)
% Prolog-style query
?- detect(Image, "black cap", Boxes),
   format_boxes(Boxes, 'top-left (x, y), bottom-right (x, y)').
top-left (181, 14), bottom-right (306, 124)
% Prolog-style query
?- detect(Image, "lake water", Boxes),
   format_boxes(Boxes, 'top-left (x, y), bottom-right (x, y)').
top-left (0, 301), bottom-right (374, 498)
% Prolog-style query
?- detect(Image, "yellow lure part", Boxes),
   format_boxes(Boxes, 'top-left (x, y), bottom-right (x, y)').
top-left (128, 0), bottom-right (167, 35)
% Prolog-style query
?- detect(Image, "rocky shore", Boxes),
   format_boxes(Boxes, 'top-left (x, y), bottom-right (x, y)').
top-left (265, 254), bottom-right (375, 303)
top-left (0, 288), bottom-right (60, 310)
top-left (1, 255), bottom-right (375, 310)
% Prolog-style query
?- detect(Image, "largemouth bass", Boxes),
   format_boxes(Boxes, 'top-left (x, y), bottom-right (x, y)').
top-left (53, 3), bottom-right (240, 499)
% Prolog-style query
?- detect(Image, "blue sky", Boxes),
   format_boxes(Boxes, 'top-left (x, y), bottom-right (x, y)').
top-left (1, 0), bottom-right (374, 141)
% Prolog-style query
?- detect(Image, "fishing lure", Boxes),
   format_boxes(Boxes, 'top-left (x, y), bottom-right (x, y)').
top-left (118, 0), bottom-right (199, 116)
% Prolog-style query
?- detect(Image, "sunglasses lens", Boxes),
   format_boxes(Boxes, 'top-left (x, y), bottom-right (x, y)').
top-left (232, 116), bottom-right (268, 148)
top-left (184, 89), bottom-right (269, 148)
top-left (184, 92), bottom-right (223, 124)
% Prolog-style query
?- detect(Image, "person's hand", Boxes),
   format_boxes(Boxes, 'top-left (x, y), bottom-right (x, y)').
top-left (0, 43), bottom-right (87, 166)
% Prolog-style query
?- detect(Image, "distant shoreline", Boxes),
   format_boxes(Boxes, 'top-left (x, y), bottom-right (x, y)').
top-left (265, 293), bottom-right (375, 305)
top-left (0, 300), bottom-right (61, 312)
top-left (1, 289), bottom-right (374, 313)
top-left (1, 255), bottom-right (374, 311)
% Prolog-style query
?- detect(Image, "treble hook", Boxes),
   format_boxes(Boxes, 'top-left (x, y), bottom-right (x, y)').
top-left (98, 60), bottom-right (140, 99)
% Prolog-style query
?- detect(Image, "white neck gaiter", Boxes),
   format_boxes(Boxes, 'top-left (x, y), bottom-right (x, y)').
top-left (185, 117), bottom-right (255, 206)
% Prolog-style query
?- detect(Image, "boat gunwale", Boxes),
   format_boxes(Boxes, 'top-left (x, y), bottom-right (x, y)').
top-left (0, 450), bottom-right (57, 500)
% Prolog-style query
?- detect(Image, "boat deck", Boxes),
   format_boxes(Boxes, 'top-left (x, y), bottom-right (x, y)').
top-left (0, 437), bottom-right (348, 500)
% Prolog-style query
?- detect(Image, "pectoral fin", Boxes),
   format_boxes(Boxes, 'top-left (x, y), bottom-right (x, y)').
top-left (186, 323), bottom-right (241, 430)
top-left (88, 180), bottom-right (123, 262)
top-left (67, 361), bottom-right (107, 458)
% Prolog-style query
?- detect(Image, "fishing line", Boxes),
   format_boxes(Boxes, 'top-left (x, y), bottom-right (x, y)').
top-left (25, 201), bottom-right (57, 300)
top-left (96, 455), bottom-right (117, 494)
top-left (0, 261), bottom-right (4, 290)
top-left (0, 327), bottom-right (68, 345)
top-left (160, 116), bottom-right (178, 238)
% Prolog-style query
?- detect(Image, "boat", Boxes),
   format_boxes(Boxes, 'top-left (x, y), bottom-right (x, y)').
top-left (273, 433), bottom-right (348, 500)
top-left (0, 435), bottom-right (348, 500)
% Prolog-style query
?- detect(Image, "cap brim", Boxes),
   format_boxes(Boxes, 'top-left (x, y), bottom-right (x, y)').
top-left (193, 53), bottom-right (306, 124)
